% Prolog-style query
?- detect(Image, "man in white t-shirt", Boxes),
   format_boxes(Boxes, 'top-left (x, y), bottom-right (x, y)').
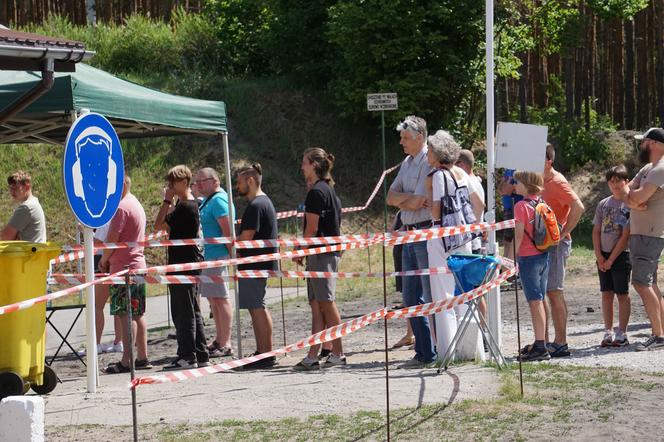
top-left (456, 149), bottom-right (485, 253)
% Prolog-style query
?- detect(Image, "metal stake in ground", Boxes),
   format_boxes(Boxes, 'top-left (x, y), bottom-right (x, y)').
top-left (125, 270), bottom-right (139, 442)
top-left (278, 245), bottom-right (287, 346)
top-left (366, 220), bottom-right (372, 273)
top-left (512, 227), bottom-right (524, 397)
top-left (367, 93), bottom-right (397, 441)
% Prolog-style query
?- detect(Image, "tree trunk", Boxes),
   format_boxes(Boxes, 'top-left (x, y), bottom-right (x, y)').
top-left (655, 0), bottom-right (664, 125)
top-left (519, 51), bottom-right (528, 123)
top-left (564, 55), bottom-right (574, 120)
top-left (636, 8), bottom-right (649, 128)
top-left (624, 19), bottom-right (635, 129)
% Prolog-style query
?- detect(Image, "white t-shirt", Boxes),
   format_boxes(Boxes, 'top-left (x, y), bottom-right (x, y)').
top-left (466, 174), bottom-right (485, 250)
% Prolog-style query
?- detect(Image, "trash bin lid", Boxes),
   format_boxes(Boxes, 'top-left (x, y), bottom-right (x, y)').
top-left (0, 241), bottom-right (61, 256)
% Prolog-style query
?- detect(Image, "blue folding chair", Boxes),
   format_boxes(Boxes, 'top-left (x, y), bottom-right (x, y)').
top-left (438, 254), bottom-right (506, 371)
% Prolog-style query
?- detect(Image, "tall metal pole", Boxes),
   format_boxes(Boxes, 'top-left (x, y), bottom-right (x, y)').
top-left (381, 110), bottom-right (391, 441)
top-left (83, 227), bottom-right (97, 392)
top-left (485, 0), bottom-right (502, 349)
top-left (222, 133), bottom-right (243, 357)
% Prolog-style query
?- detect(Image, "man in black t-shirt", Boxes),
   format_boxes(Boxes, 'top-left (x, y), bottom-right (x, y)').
top-left (154, 165), bottom-right (209, 371)
top-left (236, 163), bottom-right (279, 369)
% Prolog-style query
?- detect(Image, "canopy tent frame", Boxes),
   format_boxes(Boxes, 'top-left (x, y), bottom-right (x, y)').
top-left (0, 63), bottom-right (243, 393)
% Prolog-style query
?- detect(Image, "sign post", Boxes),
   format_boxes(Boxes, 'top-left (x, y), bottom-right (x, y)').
top-left (63, 111), bottom-right (124, 393)
top-left (367, 92), bottom-right (397, 441)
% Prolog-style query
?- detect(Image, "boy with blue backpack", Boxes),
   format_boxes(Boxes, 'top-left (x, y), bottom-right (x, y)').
top-left (592, 165), bottom-right (631, 347)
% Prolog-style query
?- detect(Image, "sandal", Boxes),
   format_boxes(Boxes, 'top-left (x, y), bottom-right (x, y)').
top-left (104, 361), bottom-right (130, 374)
top-left (135, 359), bottom-right (153, 370)
top-left (547, 342), bottom-right (571, 358)
top-left (392, 335), bottom-right (415, 349)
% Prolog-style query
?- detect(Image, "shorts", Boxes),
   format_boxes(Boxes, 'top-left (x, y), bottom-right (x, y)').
top-left (547, 237), bottom-right (572, 292)
top-left (597, 251), bottom-right (631, 294)
top-left (629, 235), bottom-right (664, 287)
top-left (199, 266), bottom-right (230, 298)
top-left (110, 283), bottom-right (146, 316)
top-left (306, 252), bottom-right (340, 302)
top-left (503, 208), bottom-right (514, 242)
top-left (517, 253), bottom-right (549, 302)
top-left (239, 278), bottom-right (267, 309)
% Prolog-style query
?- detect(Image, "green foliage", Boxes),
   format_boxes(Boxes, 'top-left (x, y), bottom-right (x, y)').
top-left (532, 0), bottom-right (583, 56)
top-left (265, 0), bottom-right (335, 84)
top-left (204, 0), bottom-right (273, 76)
top-left (587, 0), bottom-right (649, 19)
top-left (23, 10), bottom-right (220, 78)
top-left (325, 0), bottom-right (484, 128)
top-left (526, 77), bottom-right (617, 171)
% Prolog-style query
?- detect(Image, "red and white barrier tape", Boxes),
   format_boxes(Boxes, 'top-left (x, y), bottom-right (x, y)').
top-left (51, 230), bottom-right (169, 264)
top-left (0, 270), bottom-right (128, 316)
top-left (48, 265), bottom-right (459, 285)
top-left (129, 264), bottom-right (516, 389)
top-left (132, 238), bottom-right (383, 275)
top-left (59, 218), bottom-right (515, 255)
top-left (49, 256), bottom-right (513, 286)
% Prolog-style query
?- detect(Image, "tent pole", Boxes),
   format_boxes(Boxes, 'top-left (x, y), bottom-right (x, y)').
top-left (485, 0), bottom-right (502, 349)
top-left (222, 133), bottom-right (243, 357)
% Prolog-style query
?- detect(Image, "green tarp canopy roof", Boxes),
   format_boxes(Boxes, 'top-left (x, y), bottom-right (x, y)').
top-left (0, 63), bottom-right (227, 144)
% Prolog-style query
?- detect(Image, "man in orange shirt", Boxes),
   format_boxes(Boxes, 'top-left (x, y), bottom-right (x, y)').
top-left (541, 143), bottom-right (585, 357)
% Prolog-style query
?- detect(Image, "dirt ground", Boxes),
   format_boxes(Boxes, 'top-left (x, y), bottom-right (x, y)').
top-left (41, 267), bottom-right (664, 441)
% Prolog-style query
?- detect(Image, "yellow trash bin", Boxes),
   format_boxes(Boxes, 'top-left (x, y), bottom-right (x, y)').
top-left (0, 241), bottom-right (60, 398)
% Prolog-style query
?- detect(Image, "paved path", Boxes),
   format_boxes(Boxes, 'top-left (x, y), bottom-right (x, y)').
top-left (45, 285), bottom-right (301, 355)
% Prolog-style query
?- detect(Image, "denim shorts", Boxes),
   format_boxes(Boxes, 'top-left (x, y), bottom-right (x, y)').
top-left (518, 253), bottom-right (549, 302)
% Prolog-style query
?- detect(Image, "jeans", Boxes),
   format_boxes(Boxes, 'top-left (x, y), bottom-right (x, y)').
top-left (402, 241), bottom-right (436, 363)
top-left (169, 272), bottom-right (208, 362)
top-left (517, 253), bottom-right (549, 302)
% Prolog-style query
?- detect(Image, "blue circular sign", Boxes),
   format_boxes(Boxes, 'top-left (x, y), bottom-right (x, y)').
top-left (63, 112), bottom-right (124, 228)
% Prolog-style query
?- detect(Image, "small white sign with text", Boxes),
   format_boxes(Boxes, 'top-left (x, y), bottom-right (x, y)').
top-left (367, 93), bottom-right (398, 111)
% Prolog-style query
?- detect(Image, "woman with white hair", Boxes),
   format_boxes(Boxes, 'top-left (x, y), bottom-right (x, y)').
top-left (425, 130), bottom-right (483, 361)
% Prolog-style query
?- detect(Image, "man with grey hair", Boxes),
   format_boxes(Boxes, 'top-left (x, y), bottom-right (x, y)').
top-left (387, 115), bottom-right (436, 368)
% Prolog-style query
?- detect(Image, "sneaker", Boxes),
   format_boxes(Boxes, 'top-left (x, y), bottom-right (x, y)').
top-left (397, 357), bottom-right (435, 369)
top-left (635, 335), bottom-right (664, 352)
top-left (104, 341), bottom-right (123, 353)
top-left (162, 358), bottom-right (198, 371)
top-left (197, 360), bottom-right (211, 368)
top-left (322, 353), bottom-right (347, 368)
top-left (520, 346), bottom-right (551, 362)
top-left (600, 330), bottom-right (613, 347)
top-left (612, 329), bottom-right (629, 347)
top-left (293, 357), bottom-right (320, 371)
top-left (318, 348), bottom-right (332, 360)
top-left (208, 341), bottom-right (233, 357)
top-left (242, 352), bottom-right (277, 370)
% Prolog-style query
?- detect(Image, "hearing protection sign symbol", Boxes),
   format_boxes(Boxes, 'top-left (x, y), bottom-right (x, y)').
top-left (63, 113), bottom-right (124, 228)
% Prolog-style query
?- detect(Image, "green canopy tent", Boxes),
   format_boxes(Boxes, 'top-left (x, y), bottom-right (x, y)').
top-left (0, 64), bottom-right (246, 376)
top-left (0, 63), bottom-right (227, 144)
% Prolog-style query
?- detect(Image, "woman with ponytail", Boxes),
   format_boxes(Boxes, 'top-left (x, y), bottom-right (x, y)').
top-left (293, 147), bottom-right (346, 370)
